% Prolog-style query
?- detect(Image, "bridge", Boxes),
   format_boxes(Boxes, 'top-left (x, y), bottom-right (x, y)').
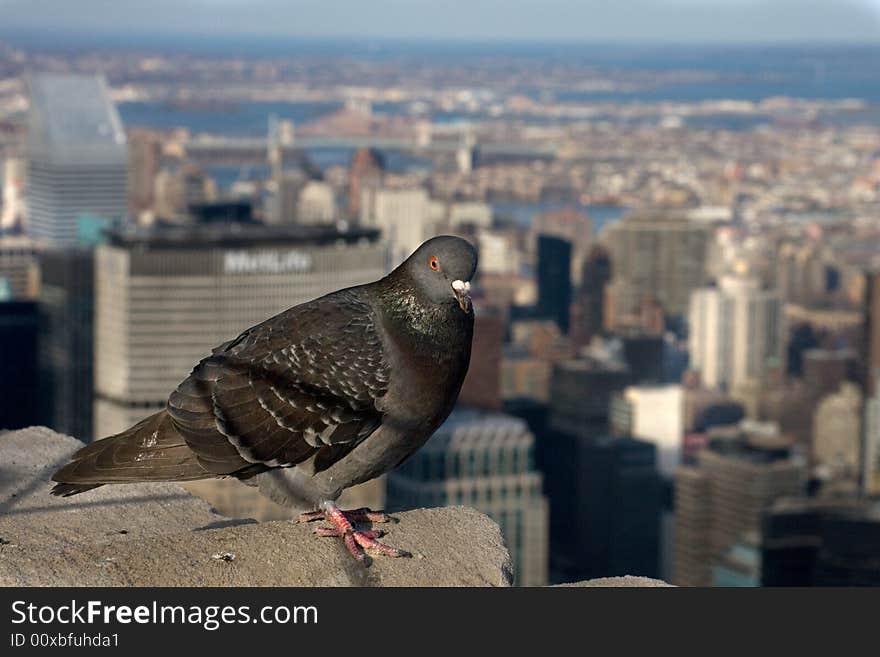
top-left (183, 134), bottom-right (558, 170)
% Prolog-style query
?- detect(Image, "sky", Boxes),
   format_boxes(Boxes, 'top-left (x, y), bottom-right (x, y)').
top-left (1, 0), bottom-right (879, 44)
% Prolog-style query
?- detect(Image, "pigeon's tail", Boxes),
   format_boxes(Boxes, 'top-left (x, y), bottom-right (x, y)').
top-left (50, 482), bottom-right (104, 497)
top-left (50, 410), bottom-right (214, 496)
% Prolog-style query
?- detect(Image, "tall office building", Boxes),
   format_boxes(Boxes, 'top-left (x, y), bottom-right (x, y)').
top-left (762, 498), bottom-right (880, 586)
top-left (347, 148), bottom-right (384, 220)
top-left (533, 208), bottom-right (592, 284)
top-left (1, 156), bottom-right (26, 230)
top-left (296, 180), bottom-right (337, 224)
top-left (127, 128), bottom-right (161, 214)
top-left (359, 186), bottom-right (442, 268)
top-left (386, 409), bottom-right (549, 586)
top-left (571, 243), bottom-right (611, 348)
top-left (673, 431), bottom-right (805, 586)
top-left (536, 235), bottom-right (572, 334)
top-left (604, 211), bottom-right (711, 326)
top-left (574, 436), bottom-right (662, 581)
top-left (38, 248), bottom-right (95, 441)
top-left (863, 379), bottom-right (880, 496)
top-left (611, 385), bottom-right (683, 478)
top-left (0, 236), bottom-right (41, 300)
top-left (812, 382), bottom-right (862, 490)
top-left (26, 74), bottom-right (127, 246)
top-left (93, 223), bottom-right (384, 437)
top-left (547, 357), bottom-right (631, 439)
top-left (689, 274), bottom-right (783, 391)
top-left (458, 306), bottom-right (504, 411)
top-left (0, 301), bottom-right (39, 429)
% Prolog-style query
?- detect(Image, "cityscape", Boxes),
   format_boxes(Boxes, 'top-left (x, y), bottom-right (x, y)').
top-left (2, 8), bottom-right (880, 586)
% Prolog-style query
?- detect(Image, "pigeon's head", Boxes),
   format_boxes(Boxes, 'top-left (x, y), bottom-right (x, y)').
top-left (404, 235), bottom-right (478, 313)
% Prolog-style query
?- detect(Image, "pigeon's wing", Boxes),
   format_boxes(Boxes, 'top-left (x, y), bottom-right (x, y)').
top-left (166, 288), bottom-right (391, 474)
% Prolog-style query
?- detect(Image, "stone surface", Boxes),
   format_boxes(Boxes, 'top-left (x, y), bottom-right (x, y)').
top-left (0, 427), bottom-right (513, 587)
top-left (557, 576), bottom-right (674, 587)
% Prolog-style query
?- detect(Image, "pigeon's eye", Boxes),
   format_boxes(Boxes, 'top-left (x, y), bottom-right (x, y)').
top-left (429, 256), bottom-right (440, 271)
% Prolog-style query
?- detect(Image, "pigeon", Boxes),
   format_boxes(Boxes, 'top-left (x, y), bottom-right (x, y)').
top-left (51, 235), bottom-right (477, 562)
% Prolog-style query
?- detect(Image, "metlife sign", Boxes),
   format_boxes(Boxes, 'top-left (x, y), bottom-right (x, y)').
top-left (223, 250), bottom-right (313, 275)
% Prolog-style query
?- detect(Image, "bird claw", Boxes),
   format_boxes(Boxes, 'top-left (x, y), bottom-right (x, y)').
top-left (296, 507), bottom-right (395, 524)
top-left (300, 505), bottom-right (410, 563)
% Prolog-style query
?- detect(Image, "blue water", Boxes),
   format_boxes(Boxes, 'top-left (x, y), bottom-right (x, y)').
top-left (119, 101), bottom-right (341, 137)
top-left (492, 201), bottom-right (628, 235)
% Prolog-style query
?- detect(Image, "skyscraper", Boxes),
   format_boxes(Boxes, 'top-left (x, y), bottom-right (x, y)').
top-left (688, 274), bottom-right (783, 391)
top-left (673, 430), bottom-right (805, 586)
top-left (359, 187), bottom-right (440, 268)
top-left (574, 436), bottom-right (662, 581)
top-left (571, 243), bottom-right (611, 348)
top-left (38, 248), bottom-right (95, 441)
top-left (762, 498), bottom-right (880, 586)
top-left (347, 148), bottom-right (384, 220)
top-left (604, 211), bottom-right (711, 327)
top-left (533, 208), bottom-right (592, 284)
top-left (386, 409), bottom-right (549, 586)
top-left (92, 223), bottom-right (384, 437)
top-left (458, 306), bottom-right (504, 411)
top-left (0, 300), bottom-right (39, 430)
top-left (536, 235), bottom-right (572, 334)
top-left (0, 236), bottom-right (41, 300)
top-left (25, 74), bottom-right (127, 246)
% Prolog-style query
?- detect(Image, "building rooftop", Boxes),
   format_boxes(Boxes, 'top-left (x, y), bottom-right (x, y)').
top-left (26, 73), bottom-right (126, 166)
top-left (105, 222), bottom-right (381, 250)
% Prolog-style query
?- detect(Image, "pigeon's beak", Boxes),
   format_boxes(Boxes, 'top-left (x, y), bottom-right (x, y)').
top-left (451, 279), bottom-right (472, 312)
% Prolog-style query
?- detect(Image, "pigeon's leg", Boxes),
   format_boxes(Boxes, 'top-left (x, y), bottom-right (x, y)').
top-left (296, 507), bottom-right (394, 524)
top-left (302, 502), bottom-right (411, 562)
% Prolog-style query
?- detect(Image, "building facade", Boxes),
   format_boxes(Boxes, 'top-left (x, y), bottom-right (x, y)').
top-left (386, 409), bottom-right (549, 586)
top-left (26, 74), bottom-right (127, 246)
top-left (93, 224), bottom-right (384, 437)
top-left (604, 211), bottom-right (712, 325)
top-left (689, 274), bottom-right (783, 391)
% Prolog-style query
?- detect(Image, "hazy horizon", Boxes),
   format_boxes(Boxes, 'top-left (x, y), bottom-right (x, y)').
top-left (1, 0), bottom-right (879, 46)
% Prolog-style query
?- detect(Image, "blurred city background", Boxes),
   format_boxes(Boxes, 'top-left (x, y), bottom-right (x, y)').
top-left (1, 0), bottom-right (880, 586)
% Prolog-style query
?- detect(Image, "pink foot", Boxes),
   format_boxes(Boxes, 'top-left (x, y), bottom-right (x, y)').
top-left (298, 505), bottom-right (410, 563)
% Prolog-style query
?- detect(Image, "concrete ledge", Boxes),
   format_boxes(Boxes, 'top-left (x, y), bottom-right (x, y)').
top-left (0, 427), bottom-right (513, 587)
top-left (556, 576), bottom-right (674, 587)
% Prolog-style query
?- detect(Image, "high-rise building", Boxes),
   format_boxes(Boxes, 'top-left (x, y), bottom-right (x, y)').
top-left (863, 377), bottom-right (880, 496)
top-left (673, 430), bottom-right (805, 586)
top-left (861, 270), bottom-right (880, 399)
top-left (571, 243), bottom-right (611, 348)
top-left (604, 211), bottom-right (712, 327)
top-left (536, 235), bottom-right (572, 334)
top-left (296, 180), bottom-right (336, 224)
top-left (610, 385), bottom-right (683, 478)
top-left (0, 300), bottom-right (40, 429)
top-left (762, 497), bottom-right (880, 586)
top-left (1, 156), bottom-right (26, 230)
top-left (572, 435), bottom-right (662, 582)
top-left (127, 128), bottom-right (161, 214)
top-left (38, 248), bottom-right (95, 441)
top-left (0, 236), bottom-right (41, 300)
top-left (347, 148), bottom-right (384, 220)
top-left (688, 274), bottom-right (783, 391)
top-left (92, 223), bottom-right (384, 437)
top-left (25, 74), bottom-right (127, 246)
top-left (458, 306), bottom-right (504, 411)
top-left (812, 382), bottom-right (862, 491)
top-left (533, 208), bottom-right (592, 284)
top-left (547, 357), bottom-right (630, 439)
top-left (386, 409), bottom-right (549, 586)
top-left (359, 187), bottom-right (441, 267)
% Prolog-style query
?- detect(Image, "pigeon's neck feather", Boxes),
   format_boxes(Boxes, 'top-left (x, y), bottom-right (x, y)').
top-left (374, 273), bottom-right (471, 353)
